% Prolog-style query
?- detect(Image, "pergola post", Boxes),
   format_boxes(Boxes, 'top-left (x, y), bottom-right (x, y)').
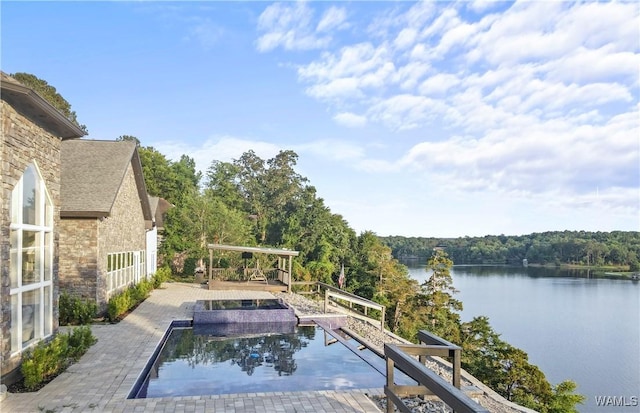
top-left (287, 256), bottom-right (292, 293)
top-left (209, 248), bottom-right (213, 282)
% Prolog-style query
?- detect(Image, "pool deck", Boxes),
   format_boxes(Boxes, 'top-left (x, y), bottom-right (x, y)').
top-left (2, 283), bottom-right (382, 413)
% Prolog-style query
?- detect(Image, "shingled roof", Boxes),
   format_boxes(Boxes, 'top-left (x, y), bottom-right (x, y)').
top-left (61, 140), bottom-right (152, 220)
top-left (148, 195), bottom-right (173, 228)
top-left (1, 71), bottom-right (85, 139)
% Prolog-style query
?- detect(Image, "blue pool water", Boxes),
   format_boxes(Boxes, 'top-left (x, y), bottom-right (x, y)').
top-left (133, 324), bottom-right (387, 398)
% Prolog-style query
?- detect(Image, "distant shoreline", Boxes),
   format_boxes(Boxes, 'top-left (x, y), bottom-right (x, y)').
top-left (405, 259), bottom-right (639, 280)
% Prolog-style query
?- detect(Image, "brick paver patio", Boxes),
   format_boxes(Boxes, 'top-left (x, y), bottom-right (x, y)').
top-left (2, 283), bottom-right (382, 412)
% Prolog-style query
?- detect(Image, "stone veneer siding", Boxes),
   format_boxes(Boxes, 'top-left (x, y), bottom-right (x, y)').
top-left (58, 218), bottom-right (99, 303)
top-left (1, 100), bottom-right (62, 377)
top-left (59, 163), bottom-right (146, 311)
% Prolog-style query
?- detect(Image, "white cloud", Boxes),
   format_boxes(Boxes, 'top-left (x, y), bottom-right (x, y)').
top-left (256, 2), bottom-right (349, 52)
top-left (468, 0), bottom-right (503, 14)
top-left (397, 106), bottom-right (639, 212)
top-left (256, 2), bottom-right (327, 52)
top-left (333, 112), bottom-right (367, 128)
top-left (368, 94), bottom-right (450, 131)
top-left (544, 47), bottom-right (640, 85)
top-left (258, 1), bottom-right (639, 217)
top-left (153, 136), bottom-right (282, 176)
top-left (418, 73), bottom-right (459, 95)
top-left (294, 139), bottom-right (364, 162)
top-left (316, 6), bottom-right (348, 33)
top-left (394, 28), bottom-right (418, 50)
top-left (298, 42), bottom-right (391, 81)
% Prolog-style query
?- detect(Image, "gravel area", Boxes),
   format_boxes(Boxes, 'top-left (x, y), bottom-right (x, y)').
top-left (276, 292), bottom-right (527, 413)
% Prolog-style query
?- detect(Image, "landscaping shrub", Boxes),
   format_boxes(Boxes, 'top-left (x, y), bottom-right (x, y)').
top-left (59, 293), bottom-right (97, 325)
top-left (130, 278), bottom-right (152, 303)
top-left (107, 277), bottom-right (157, 322)
top-left (21, 326), bottom-right (96, 390)
top-left (182, 257), bottom-right (198, 277)
top-left (67, 325), bottom-right (97, 361)
top-left (153, 266), bottom-right (171, 288)
top-left (107, 289), bottom-right (131, 322)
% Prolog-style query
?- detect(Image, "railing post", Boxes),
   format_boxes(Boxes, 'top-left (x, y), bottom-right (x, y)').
top-left (453, 347), bottom-right (461, 389)
top-left (324, 288), bottom-right (329, 313)
top-left (386, 349), bottom-right (395, 413)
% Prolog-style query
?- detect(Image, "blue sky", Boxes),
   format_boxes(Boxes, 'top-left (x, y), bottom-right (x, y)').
top-left (2, 1), bottom-right (639, 237)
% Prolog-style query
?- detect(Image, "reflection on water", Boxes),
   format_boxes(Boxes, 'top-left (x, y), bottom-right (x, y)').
top-left (162, 326), bottom-right (315, 376)
top-left (138, 325), bottom-right (385, 398)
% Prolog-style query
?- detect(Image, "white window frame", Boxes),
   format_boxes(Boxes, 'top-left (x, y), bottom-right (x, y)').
top-left (106, 249), bottom-right (146, 297)
top-left (9, 162), bottom-right (54, 355)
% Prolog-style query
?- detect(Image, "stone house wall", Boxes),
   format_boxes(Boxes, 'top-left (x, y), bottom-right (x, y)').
top-left (59, 218), bottom-right (99, 302)
top-left (0, 100), bottom-right (62, 377)
top-left (59, 163), bottom-right (146, 310)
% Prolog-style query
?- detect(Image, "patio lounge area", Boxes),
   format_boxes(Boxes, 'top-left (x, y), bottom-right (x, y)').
top-left (206, 244), bottom-right (300, 293)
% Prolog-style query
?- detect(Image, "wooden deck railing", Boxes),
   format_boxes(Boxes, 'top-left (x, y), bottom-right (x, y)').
top-left (385, 342), bottom-right (488, 413)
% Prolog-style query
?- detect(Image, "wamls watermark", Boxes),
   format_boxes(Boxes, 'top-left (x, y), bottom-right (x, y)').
top-left (594, 395), bottom-right (639, 408)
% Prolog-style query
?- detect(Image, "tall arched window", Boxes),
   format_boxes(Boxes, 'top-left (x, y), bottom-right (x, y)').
top-left (10, 163), bottom-right (53, 353)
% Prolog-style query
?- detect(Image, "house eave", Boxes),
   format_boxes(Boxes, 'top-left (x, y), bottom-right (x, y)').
top-left (1, 78), bottom-right (86, 139)
top-left (60, 211), bottom-right (110, 219)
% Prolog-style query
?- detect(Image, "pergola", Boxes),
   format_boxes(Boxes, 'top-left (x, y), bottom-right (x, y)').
top-left (207, 244), bottom-right (300, 292)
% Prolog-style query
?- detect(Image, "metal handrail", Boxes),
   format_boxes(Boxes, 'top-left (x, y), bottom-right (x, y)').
top-left (385, 343), bottom-right (489, 413)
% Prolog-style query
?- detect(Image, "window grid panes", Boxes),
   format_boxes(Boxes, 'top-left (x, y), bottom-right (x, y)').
top-left (106, 250), bottom-right (146, 296)
top-left (9, 163), bottom-right (53, 354)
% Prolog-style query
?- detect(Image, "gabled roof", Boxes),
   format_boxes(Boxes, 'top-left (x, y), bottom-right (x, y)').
top-left (0, 71), bottom-right (85, 139)
top-left (147, 195), bottom-right (173, 228)
top-left (61, 140), bottom-right (152, 220)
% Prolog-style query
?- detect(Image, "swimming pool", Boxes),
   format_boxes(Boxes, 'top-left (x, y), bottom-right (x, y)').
top-left (131, 323), bottom-right (386, 398)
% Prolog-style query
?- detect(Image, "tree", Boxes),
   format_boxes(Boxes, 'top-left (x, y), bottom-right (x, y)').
top-left (138, 146), bottom-right (177, 200)
top-left (11, 72), bottom-right (88, 133)
top-left (117, 135), bottom-right (141, 146)
top-left (548, 381), bottom-right (585, 413)
top-left (421, 249), bottom-right (463, 342)
top-left (206, 160), bottom-right (243, 210)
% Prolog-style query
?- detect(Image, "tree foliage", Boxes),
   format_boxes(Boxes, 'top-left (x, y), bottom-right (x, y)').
top-left (381, 231), bottom-right (640, 268)
top-left (11, 72), bottom-right (88, 134)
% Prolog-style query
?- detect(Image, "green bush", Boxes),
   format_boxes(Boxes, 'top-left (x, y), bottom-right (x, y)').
top-left (182, 257), bottom-right (198, 277)
top-left (131, 278), bottom-right (153, 303)
top-left (67, 325), bottom-right (97, 361)
top-left (107, 278), bottom-right (158, 322)
top-left (59, 293), bottom-right (97, 325)
top-left (153, 266), bottom-right (171, 288)
top-left (21, 326), bottom-right (97, 390)
top-left (107, 289), bottom-right (131, 322)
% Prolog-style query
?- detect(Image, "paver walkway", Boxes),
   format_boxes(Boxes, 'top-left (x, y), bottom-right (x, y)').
top-left (2, 283), bottom-right (382, 412)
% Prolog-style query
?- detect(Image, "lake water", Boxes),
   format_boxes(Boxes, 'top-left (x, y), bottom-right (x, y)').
top-left (405, 263), bottom-right (640, 413)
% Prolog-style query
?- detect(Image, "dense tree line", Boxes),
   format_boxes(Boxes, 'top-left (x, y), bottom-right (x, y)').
top-left (380, 231), bottom-right (640, 270)
top-left (24, 72), bottom-right (583, 412)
